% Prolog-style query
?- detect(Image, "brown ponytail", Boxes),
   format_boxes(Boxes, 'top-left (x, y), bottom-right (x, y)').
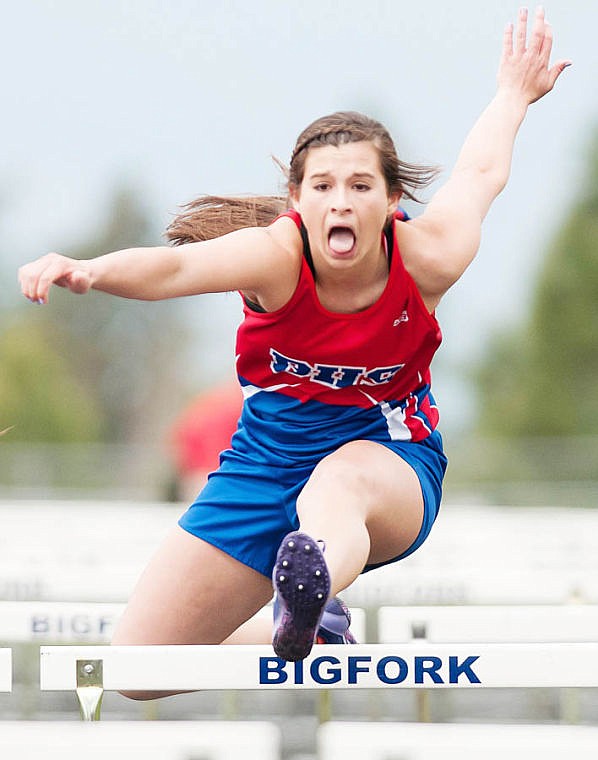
top-left (166, 194), bottom-right (287, 245)
top-left (166, 111), bottom-right (438, 245)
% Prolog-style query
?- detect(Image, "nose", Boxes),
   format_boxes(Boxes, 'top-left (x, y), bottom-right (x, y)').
top-left (330, 187), bottom-right (351, 214)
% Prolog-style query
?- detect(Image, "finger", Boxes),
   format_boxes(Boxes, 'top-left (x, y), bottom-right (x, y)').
top-left (502, 21), bottom-right (514, 60)
top-left (29, 266), bottom-right (52, 303)
top-left (17, 267), bottom-right (30, 300)
top-left (32, 258), bottom-right (69, 303)
top-left (18, 265), bottom-right (43, 303)
top-left (548, 59), bottom-right (573, 89)
top-left (538, 21), bottom-right (553, 68)
top-left (529, 6), bottom-right (545, 55)
top-left (515, 7), bottom-right (528, 54)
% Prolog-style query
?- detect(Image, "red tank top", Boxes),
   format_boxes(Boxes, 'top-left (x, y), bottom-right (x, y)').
top-left (235, 210), bottom-right (441, 430)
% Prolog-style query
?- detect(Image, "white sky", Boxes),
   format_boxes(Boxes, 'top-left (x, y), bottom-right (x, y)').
top-left (1, 0), bottom-right (596, 430)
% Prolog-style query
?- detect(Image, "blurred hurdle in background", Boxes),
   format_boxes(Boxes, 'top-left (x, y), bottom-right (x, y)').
top-left (0, 648), bottom-right (12, 694)
top-left (2, 502), bottom-right (598, 608)
top-left (378, 604), bottom-right (598, 643)
top-left (5, 599), bottom-right (598, 647)
top-left (318, 721), bottom-right (598, 760)
top-left (0, 601), bottom-right (123, 642)
top-left (0, 720), bottom-right (280, 760)
top-left (0, 601), bottom-right (366, 644)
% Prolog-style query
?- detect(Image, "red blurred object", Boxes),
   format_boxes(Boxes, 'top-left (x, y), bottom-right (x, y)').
top-left (170, 381), bottom-right (242, 477)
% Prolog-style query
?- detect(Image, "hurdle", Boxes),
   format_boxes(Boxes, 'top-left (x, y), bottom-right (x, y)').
top-left (0, 601), bottom-right (357, 721)
top-left (377, 605), bottom-right (598, 722)
top-left (0, 648), bottom-right (12, 692)
top-left (0, 599), bottom-right (366, 644)
top-left (0, 601), bottom-right (124, 643)
top-left (40, 642), bottom-right (598, 720)
top-left (0, 721), bottom-right (280, 760)
top-left (317, 721), bottom-right (598, 760)
top-left (378, 604), bottom-right (598, 643)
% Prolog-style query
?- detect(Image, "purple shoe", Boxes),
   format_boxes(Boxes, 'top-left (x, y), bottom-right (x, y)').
top-left (272, 531), bottom-right (330, 661)
top-left (316, 597), bottom-right (358, 645)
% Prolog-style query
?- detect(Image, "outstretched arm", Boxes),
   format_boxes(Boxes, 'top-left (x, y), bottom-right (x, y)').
top-left (401, 6), bottom-right (572, 307)
top-left (18, 218), bottom-right (301, 306)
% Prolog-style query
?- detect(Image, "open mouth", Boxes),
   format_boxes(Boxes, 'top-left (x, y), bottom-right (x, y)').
top-left (328, 226), bottom-right (356, 255)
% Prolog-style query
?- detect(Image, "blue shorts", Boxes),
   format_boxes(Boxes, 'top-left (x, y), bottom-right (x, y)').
top-left (178, 394), bottom-right (448, 579)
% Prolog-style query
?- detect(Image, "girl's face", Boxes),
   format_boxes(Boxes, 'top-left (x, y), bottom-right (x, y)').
top-left (290, 140), bottom-right (398, 274)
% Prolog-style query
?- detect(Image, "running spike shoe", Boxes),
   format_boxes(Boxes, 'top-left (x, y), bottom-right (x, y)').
top-left (316, 596), bottom-right (358, 645)
top-left (272, 530), bottom-right (330, 661)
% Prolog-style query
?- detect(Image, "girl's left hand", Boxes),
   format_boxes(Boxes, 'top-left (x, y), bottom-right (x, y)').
top-left (497, 6), bottom-right (572, 105)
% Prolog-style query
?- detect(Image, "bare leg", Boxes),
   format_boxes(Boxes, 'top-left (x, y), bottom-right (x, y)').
top-left (114, 441), bottom-right (425, 696)
top-left (270, 439), bottom-right (424, 660)
top-left (295, 440), bottom-right (424, 596)
top-left (221, 609), bottom-right (272, 644)
top-left (112, 526), bottom-right (273, 699)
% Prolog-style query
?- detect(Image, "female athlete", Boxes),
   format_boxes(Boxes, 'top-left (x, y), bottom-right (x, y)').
top-left (18, 7), bottom-right (569, 695)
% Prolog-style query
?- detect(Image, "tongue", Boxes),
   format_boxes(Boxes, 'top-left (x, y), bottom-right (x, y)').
top-left (329, 228), bottom-right (355, 253)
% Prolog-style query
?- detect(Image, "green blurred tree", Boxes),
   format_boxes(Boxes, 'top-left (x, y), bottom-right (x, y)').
top-left (476, 130), bottom-right (598, 436)
top-left (0, 316), bottom-right (102, 442)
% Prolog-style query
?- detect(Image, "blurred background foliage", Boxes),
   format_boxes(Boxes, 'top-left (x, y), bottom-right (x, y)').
top-left (476, 129), bottom-right (598, 437)
top-left (2, 185), bottom-right (190, 445)
top-left (441, 129), bottom-right (598, 505)
top-left (0, 316), bottom-right (101, 442)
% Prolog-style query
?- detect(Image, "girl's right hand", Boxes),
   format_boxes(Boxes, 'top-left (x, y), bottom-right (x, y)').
top-left (18, 253), bottom-right (93, 305)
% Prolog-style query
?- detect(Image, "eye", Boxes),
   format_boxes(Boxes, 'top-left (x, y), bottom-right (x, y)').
top-left (353, 183), bottom-right (370, 192)
top-left (314, 182), bottom-right (330, 191)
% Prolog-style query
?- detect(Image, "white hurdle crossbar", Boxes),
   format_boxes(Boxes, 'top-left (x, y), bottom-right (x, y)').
top-left (0, 721), bottom-right (280, 760)
top-left (0, 601), bottom-right (366, 644)
top-left (377, 605), bottom-right (598, 722)
top-left (40, 642), bottom-right (598, 720)
top-left (0, 601), bottom-right (124, 643)
top-left (0, 600), bottom-right (365, 645)
top-left (0, 648), bottom-right (12, 692)
top-left (318, 721), bottom-right (598, 760)
top-left (378, 604), bottom-right (598, 643)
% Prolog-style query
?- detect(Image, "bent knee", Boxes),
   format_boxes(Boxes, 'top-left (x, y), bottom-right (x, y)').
top-left (310, 446), bottom-right (372, 489)
top-left (299, 445), bottom-right (374, 506)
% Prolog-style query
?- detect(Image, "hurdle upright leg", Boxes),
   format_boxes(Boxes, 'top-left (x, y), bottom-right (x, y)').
top-left (76, 659), bottom-right (104, 721)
